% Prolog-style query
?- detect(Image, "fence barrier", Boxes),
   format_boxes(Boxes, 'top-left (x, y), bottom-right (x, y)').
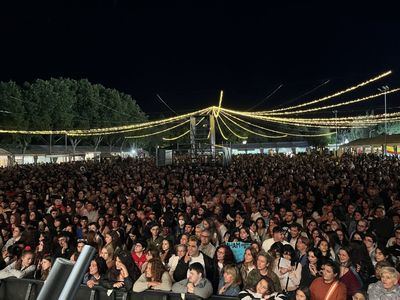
top-left (0, 277), bottom-right (239, 300)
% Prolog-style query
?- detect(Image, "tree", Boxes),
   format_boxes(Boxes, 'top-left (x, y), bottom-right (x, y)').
top-left (0, 78), bottom-right (148, 152)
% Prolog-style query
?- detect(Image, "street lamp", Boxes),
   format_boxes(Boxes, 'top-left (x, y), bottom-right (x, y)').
top-left (378, 85), bottom-right (389, 155)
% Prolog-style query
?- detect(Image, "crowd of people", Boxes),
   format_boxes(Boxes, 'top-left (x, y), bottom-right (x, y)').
top-left (0, 153), bottom-right (399, 300)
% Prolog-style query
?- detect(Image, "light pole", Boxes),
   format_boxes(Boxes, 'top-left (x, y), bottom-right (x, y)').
top-left (333, 110), bottom-right (338, 156)
top-left (378, 85), bottom-right (389, 155)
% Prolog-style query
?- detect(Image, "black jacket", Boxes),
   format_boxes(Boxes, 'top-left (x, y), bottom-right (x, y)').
top-left (173, 251), bottom-right (215, 287)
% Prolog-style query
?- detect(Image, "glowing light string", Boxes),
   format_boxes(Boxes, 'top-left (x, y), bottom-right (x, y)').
top-left (221, 111), bottom-right (335, 137)
top-left (257, 70), bottom-right (392, 114)
top-left (162, 117), bottom-right (206, 141)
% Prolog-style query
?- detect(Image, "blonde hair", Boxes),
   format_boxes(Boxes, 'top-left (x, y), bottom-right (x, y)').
top-left (223, 265), bottom-right (241, 285)
top-left (380, 266), bottom-right (399, 280)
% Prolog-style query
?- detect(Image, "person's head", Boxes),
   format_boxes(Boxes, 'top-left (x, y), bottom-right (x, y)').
top-left (282, 244), bottom-right (297, 265)
top-left (89, 257), bottom-right (107, 276)
top-left (296, 236), bottom-right (310, 253)
top-left (146, 249), bottom-right (160, 261)
top-left (77, 239), bottom-right (87, 253)
top-left (21, 250), bottom-right (34, 268)
top-left (255, 278), bottom-right (270, 296)
top-left (308, 248), bottom-right (322, 265)
top-left (317, 239), bottom-right (330, 254)
top-left (175, 244), bottom-right (187, 258)
top-left (150, 223), bottom-right (160, 238)
top-left (58, 234), bottom-right (69, 248)
top-left (356, 219), bottom-right (369, 233)
top-left (184, 223), bottom-right (193, 234)
top-left (338, 247), bottom-right (352, 266)
top-left (41, 255), bottom-right (53, 271)
top-left (295, 286), bottom-right (311, 300)
top-left (188, 262), bottom-right (204, 284)
top-left (380, 267), bottom-right (399, 290)
top-left (322, 260), bottom-right (340, 283)
top-left (363, 232), bottom-right (376, 249)
top-left (200, 229), bottom-right (211, 245)
top-left (244, 247), bottom-right (258, 265)
top-left (223, 265), bottom-right (241, 286)
top-left (13, 226), bottom-right (23, 239)
top-left (187, 235), bottom-right (200, 257)
top-left (285, 210), bottom-right (295, 223)
top-left (352, 291), bottom-right (367, 300)
top-left (179, 233), bottom-right (190, 245)
top-left (269, 241), bottom-right (284, 258)
top-left (272, 226), bottom-right (284, 242)
top-left (256, 217), bottom-right (266, 229)
top-left (215, 244), bottom-right (235, 265)
top-left (161, 238), bottom-right (172, 252)
top-left (289, 223), bottom-right (301, 238)
top-left (100, 246), bottom-right (114, 262)
top-left (115, 251), bottom-right (132, 271)
top-left (239, 228), bottom-right (250, 241)
top-left (256, 251), bottom-right (271, 271)
top-left (375, 261), bottom-right (393, 279)
top-left (193, 223), bottom-right (203, 237)
top-left (307, 219), bottom-right (317, 232)
top-left (145, 258), bottom-right (166, 281)
top-left (374, 246), bottom-right (390, 263)
top-left (134, 239), bottom-right (147, 254)
top-left (375, 207), bottom-right (385, 219)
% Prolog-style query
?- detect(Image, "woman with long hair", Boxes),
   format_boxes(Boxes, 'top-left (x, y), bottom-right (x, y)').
top-left (274, 244), bottom-right (302, 296)
top-left (300, 247), bottom-right (323, 287)
top-left (133, 258), bottom-right (172, 292)
top-left (97, 216), bottom-right (110, 238)
top-left (160, 238), bottom-right (173, 266)
top-left (213, 244), bottom-right (236, 285)
top-left (100, 246), bottom-right (115, 270)
top-left (295, 286), bottom-right (311, 300)
top-left (100, 251), bottom-right (140, 291)
top-left (255, 217), bottom-right (268, 242)
top-left (239, 247), bottom-right (258, 283)
top-left (35, 255), bottom-right (52, 281)
top-left (141, 248), bottom-right (160, 273)
top-left (317, 238), bottom-right (335, 263)
top-left (337, 246), bottom-right (362, 298)
top-left (218, 265), bottom-right (241, 296)
top-left (104, 231), bottom-right (121, 255)
top-left (83, 256), bottom-right (108, 288)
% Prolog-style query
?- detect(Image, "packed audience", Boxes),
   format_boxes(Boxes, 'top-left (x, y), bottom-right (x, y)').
top-left (0, 153), bottom-right (399, 300)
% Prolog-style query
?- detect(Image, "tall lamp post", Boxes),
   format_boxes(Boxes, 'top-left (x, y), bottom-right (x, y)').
top-left (378, 86), bottom-right (389, 155)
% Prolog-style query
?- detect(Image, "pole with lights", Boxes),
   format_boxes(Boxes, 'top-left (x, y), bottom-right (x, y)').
top-left (333, 110), bottom-right (338, 156)
top-left (378, 86), bottom-right (389, 155)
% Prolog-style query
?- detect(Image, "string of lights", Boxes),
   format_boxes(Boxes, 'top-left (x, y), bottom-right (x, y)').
top-left (125, 119), bottom-right (191, 139)
top-left (255, 88), bottom-right (400, 116)
top-left (256, 70), bottom-right (392, 114)
top-left (218, 114), bottom-right (248, 139)
top-left (162, 117), bottom-right (206, 141)
top-left (221, 111), bottom-right (336, 137)
top-left (220, 108), bottom-right (357, 128)
top-left (215, 114), bottom-right (229, 140)
top-left (219, 112), bottom-right (287, 138)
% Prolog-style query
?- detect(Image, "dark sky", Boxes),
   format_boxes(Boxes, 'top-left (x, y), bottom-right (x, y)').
top-left (1, 1), bottom-right (399, 117)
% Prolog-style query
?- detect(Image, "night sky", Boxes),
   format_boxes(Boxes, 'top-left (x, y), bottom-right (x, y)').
top-left (1, 1), bottom-right (399, 118)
